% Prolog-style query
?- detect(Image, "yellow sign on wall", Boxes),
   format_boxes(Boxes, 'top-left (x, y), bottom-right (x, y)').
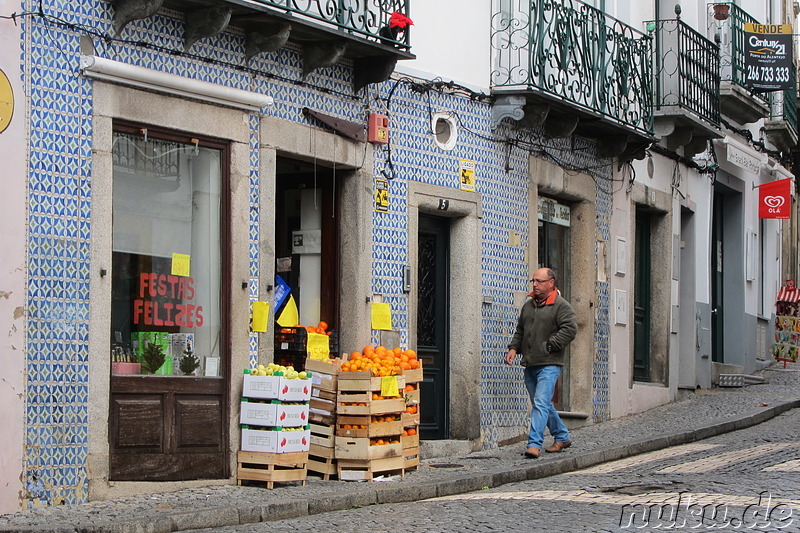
top-left (459, 159), bottom-right (476, 192)
top-left (0, 69), bottom-right (14, 134)
top-left (375, 179), bottom-right (389, 213)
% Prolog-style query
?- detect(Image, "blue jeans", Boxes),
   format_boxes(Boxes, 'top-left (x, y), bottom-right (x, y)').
top-left (523, 365), bottom-right (570, 449)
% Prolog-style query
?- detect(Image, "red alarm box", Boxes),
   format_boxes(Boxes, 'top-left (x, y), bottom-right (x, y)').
top-left (368, 113), bottom-right (389, 144)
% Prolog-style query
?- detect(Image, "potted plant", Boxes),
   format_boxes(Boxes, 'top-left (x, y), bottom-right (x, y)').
top-left (141, 342), bottom-right (166, 375)
top-left (179, 344), bottom-right (201, 376)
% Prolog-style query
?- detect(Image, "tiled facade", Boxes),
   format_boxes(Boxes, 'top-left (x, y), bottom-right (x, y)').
top-left (19, 1), bottom-right (611, 506)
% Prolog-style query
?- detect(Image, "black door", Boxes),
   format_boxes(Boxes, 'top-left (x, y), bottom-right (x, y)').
top-left (417, 215), bottom-right (450, 440)
top-left (633, 211), bottom-right (651, 381)
top-left (711, 191), bottom-right (724, 363)
top-left (538, 219), bottom-right (570, 410)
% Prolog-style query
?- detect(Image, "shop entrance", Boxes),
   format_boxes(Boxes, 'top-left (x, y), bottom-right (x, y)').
top-left (108, 125), bottom-right (229, 481)
top-left (537, 197), bottom-right (571, 410)
top-left (274, 157), bottom-right (340, 367)
top-left (417, 215), bottom-right (450, 439)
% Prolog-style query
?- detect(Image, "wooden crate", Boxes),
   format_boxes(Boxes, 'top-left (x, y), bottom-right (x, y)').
top-left (337, 397), bottom-right (405, 416)
top-left (401, 433), bottom-right (419, 449)
top-left (308, 442), bottom-right (337, 480)
top-left (335, 437), bottom-right (402, 460)
top-left (403, 446), bottom-right (420, 470)
top-left (337, 375), bottom-right (406, 392)
top-left (237, 450), bottom-right (308, 489)
top-left (337, 456), bottom-right (405, 481)
top-left (336, 415), bottom-right (402, 438)
top-left (401, 366), bottom-right (423, 383)
top-left (402, 411), bottom-right (420, 426)
top-left (309, 422), bottom-right (335, 447)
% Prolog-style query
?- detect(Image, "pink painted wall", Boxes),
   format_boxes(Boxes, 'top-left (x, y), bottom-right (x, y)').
top-left (0, 0), bottom-right (26, 516)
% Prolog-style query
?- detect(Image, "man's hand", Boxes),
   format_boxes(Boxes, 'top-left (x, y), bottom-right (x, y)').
top-left (505, 349), bottom-right (517, 365)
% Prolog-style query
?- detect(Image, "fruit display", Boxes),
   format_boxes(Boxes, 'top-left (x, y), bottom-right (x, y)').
top-left (340, 346), bottom-right (420, 376)
top-left (249, 363), bottom-right (309, 379)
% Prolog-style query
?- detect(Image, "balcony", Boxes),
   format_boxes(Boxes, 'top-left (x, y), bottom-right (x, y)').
top-left (647, 13), bottom-right (722, 155)
top-left (113, 0), bottom-right (414, 89)
top-left (764, 74), bottom-right (799, 151)
top-left (490, 0), bottom-right (654, 159)
top-left (706, 2), bottom-right (769, 123)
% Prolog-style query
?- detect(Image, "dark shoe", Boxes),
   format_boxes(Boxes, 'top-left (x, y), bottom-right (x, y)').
top-left (523, 446), bottom-right (540, 458)
top-left (545, 440), bottom-right (572, 453)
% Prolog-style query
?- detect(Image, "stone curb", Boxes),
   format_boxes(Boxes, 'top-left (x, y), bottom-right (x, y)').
top-left (2, 400), bottom-right (798, 533)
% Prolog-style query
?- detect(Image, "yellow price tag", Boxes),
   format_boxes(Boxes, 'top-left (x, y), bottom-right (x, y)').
top-left (171, 253), bottom-right (191, 277)
top-left (306, 332), bottom-right (330, 360)
top-left (380, 375), bottom-right (400, 397)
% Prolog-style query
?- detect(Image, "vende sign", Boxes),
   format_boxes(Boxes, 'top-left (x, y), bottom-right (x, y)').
top-left (758, 178), bottom-right (793, 219)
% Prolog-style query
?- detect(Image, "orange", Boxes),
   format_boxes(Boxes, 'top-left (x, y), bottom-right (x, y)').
top-left (375, 345), bottom-right (387, 354)
top-left (350, 352), bottom-right (361, 359)
top-left (400, 362), bottom-right (411, 370)
top-left (315, 327), bottom-right (326, 334)
top-left (363, 345), bottom-right (375, 356)
top-left (405, 384), bottom-right (414, 392)
top-left (402, 430), bottom-right (409, 437)
top-left (409, 359), bottom-right (420, 369)
top-left (342, 424), bottom-right (352, 430)
top-left (341, 363), bottom-right (351, 372)
top-left (404, 349), bottom-right (417, 359)
top-left (317, 321), bottom-right (328, 331)
top-left (407, 428), bottom-right (417, 436)
top-left (392, 347), bottom-right (402, 356)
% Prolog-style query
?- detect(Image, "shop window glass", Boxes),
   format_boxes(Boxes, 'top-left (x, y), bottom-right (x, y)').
top-left (110, 131), bottom-right (222, 377)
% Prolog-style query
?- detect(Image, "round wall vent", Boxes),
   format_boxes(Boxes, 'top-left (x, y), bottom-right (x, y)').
top-left (432, 112), bottom-right (458, 150)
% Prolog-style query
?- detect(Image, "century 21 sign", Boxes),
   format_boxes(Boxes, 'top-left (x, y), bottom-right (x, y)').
top-left (744, 23), bottom-right (793, 92)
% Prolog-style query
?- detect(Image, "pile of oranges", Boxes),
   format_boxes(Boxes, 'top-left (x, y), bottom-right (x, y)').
top-left (369, 437), bottom-right (400, 446)
top-left (340, 346), bottom-right (421, 376)
top-left (304, 321), bottom-right (331, 335)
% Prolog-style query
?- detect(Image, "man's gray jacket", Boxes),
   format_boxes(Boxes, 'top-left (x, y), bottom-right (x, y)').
top-left (508, 294), bottom-right (577, 367)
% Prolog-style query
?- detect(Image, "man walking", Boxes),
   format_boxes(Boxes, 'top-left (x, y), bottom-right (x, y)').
top-left (505, 267), bottom-right (577, 458)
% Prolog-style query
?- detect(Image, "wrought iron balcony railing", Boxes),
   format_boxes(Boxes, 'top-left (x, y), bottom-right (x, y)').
top-left (707, 2), bottom-right (767, 105)
top-left (648, 17), bottom-right (720, 128)
top-left (241, 0), bottom-right (411, 50)
top-left (769, 72), bottom-right (798, 135)
top-left (490, 0), bottom-right (653, 136)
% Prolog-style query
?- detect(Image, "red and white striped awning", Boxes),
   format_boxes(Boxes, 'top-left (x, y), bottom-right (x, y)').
top-left (777, 286), bottom-right (800, 302)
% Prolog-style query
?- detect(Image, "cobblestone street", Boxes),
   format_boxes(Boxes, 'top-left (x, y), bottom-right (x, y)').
top-left (185, 407), bottom-right (800, 533)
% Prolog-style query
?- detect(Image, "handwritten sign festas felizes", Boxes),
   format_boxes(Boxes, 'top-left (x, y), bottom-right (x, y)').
top-left (133, 273), bottom-right (205, 327)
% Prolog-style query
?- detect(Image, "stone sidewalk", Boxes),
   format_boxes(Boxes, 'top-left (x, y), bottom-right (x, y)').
top-left (2, 364), bottom-right (799, 533)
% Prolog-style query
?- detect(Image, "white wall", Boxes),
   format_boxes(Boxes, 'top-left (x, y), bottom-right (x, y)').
top-left (0, 0), bottom-right (26, 515)
top-left (396, 0), bottom-right (491, 90)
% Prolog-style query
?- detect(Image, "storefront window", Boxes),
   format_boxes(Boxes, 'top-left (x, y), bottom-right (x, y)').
top-left (110, 129), bottom-right (222, 377)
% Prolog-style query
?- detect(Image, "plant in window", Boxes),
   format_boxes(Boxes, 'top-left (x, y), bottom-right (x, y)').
top-left (141, 342), bottom-right (166, 374)
top-left (179, 344), bottom-right (200, 376)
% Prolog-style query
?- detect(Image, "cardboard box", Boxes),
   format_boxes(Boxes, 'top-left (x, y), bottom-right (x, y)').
top-left (278, 377), bottom-right (313, 402)
top-left (239, 401), bottom-right (309, 427)
top-left (243, 374), bottom-right (281, 400)
top-left (240, 401), bottom-right (278, 426)
top-left (241, 428), bottom-right (310, 453)
top-left (334, 437), bottom-right (402, 460)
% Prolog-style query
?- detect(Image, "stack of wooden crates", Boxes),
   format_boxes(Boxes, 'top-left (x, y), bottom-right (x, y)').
top-left (334, 364), bottom-right (423, 481)
top-left (237, 371), bottom-right (313, 488)
top-left (305, 358), bottom-right (340, 479)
